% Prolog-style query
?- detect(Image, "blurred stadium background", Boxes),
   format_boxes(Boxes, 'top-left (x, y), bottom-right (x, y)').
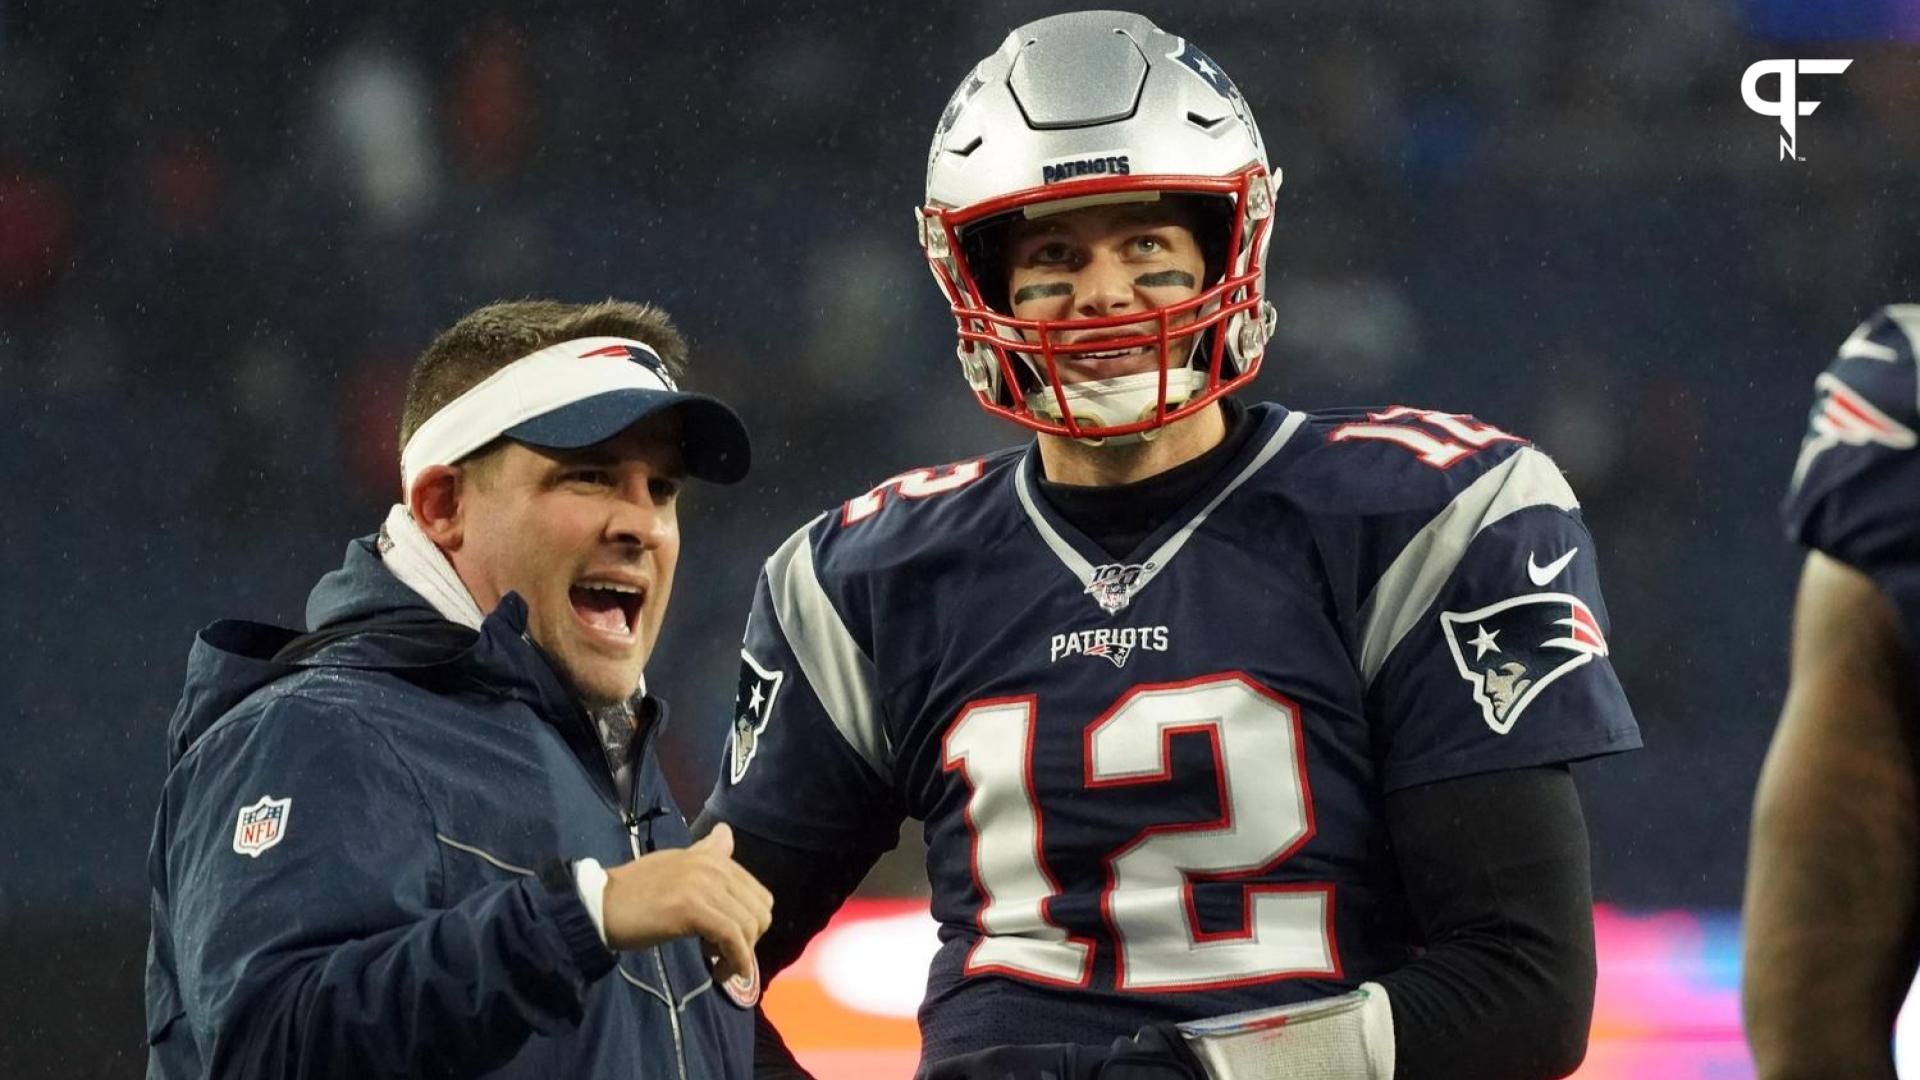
top-left (3, 0), bottom-right (1917, 1075)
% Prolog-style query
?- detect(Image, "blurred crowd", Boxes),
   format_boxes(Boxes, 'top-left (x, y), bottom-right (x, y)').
top-left (4, 0), bottom-right (1919, 1007)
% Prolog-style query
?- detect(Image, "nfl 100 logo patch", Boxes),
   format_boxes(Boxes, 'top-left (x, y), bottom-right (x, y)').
top-left (232, 795), bottom-right (292, 857)
top-left (1085, 561), bottom-right (1153, 615)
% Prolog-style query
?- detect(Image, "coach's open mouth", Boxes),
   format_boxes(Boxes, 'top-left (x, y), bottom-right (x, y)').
top-left (570, 580), bottom-right (644, 641)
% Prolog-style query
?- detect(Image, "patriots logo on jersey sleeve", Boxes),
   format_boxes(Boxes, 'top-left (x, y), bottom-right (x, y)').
top-left (1439, 593), bottom-right (1609, 735)
top-left (1789, 372), bottom-right (1918, 491)
top-left (728, 651), bottom-right (784, 784)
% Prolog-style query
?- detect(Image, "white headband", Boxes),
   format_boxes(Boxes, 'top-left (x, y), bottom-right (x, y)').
top-left (399, 336), bottom-right (675, 492)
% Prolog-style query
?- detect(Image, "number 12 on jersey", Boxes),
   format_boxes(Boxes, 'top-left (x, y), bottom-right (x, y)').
top-left (941, 673), bottom-right (1339, 992)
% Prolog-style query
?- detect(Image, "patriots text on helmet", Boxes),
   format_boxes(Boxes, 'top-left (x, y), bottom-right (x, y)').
top-left (1042, 155), bottom-right (1132, 185)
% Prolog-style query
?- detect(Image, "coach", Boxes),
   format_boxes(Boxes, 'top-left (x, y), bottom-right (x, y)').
top-left (144, 300), bottom-right (768, 1078)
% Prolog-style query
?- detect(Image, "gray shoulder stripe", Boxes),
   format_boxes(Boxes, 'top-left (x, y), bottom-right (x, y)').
top-left (1357, 446), bottom-right (1579, 685)
top-left (764, 524), bottom-right (892, 780)
top-left (434, 833), bottom-right (534, 877)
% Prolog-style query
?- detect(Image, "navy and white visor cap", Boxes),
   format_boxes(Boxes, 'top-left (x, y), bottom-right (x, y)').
top-left (400, 337), bottom-right (751, 492)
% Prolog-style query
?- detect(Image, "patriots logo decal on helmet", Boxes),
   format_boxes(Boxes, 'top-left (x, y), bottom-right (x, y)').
top-left (1439, 592), bottom-right (1609, 735)
top-left (729, 650), bottom-right (784, 783)
top-left (1169, 39), bottom-right (1238, 102)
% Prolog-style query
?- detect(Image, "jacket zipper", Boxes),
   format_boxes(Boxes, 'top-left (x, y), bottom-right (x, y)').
top-left (622, 709), bottom-right (688, 1080)
top-left (630, 812), bottom-right (689, 1080)
top-left (518, 630), bottom-right (694, 1079)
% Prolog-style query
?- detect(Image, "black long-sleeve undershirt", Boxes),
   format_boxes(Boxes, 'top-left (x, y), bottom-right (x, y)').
top-left (1374, 765), bottom-right (1596, 1079)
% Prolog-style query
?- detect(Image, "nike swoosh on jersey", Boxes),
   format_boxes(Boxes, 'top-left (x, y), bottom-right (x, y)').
top-left (1527, 548), bottom-right (1579, 586)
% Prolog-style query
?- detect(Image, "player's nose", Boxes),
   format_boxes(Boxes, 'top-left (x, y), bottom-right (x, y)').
top-left (1074, 252), bottom-right (1136, 318)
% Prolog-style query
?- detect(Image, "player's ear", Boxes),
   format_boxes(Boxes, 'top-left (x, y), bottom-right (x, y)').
top-left (408, 465), bottom-right (465, 550)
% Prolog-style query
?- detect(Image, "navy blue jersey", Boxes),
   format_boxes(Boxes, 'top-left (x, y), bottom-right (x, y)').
top-left (706, 402), bottom-right (1639, 1061)
top-left (1782, 304), bottom-right (1920, 652)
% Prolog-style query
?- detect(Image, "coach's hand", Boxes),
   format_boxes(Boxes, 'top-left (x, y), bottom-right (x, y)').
top-left (600, 823), bottom-right (773, 981)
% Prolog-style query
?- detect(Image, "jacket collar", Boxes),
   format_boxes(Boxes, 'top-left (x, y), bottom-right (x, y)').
top-left (170, 534), bottom-right (645, 788)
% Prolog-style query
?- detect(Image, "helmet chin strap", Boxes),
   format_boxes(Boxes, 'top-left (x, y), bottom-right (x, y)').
top-left (1024, 367), bottom-right (1210, 445)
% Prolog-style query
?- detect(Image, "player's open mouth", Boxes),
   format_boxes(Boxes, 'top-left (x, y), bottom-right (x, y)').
top-left (1057, 343), bottom-right (1161, 380)
top-left (569, 580), bottom-right (644, 642)
top-left (1073, 345), bottom-right (1153, 361)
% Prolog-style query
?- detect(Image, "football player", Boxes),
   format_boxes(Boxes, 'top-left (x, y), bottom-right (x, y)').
top-left (700, 12), bottom-right (1640, 1078)
top-left (1744, 305), bottom-right (1920, 1080)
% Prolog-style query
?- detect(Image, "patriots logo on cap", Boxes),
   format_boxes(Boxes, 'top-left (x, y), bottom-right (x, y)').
top-left (578, 342), bottom-right (679, 392)
top-left (1439, 592), bottom-right (1608, 735)
top-left (729, 651), bottom-right (784, 784)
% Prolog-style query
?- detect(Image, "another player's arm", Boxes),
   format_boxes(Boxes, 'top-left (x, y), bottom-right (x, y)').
top-left (1744, 551), bottom-right (1920, 1080)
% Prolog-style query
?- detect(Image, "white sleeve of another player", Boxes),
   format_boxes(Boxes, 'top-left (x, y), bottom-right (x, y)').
top-left (1176, 982), bottom-right (1394, 1080)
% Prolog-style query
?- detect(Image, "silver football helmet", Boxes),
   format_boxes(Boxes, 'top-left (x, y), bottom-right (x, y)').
top-left (917, 10), bottom-right (1279, 441)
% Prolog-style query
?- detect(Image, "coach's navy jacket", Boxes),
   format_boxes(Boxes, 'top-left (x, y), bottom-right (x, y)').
top-left (144, 537), bottom-right (751, 1079)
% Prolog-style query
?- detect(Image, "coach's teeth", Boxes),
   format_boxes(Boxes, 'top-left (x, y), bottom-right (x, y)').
top-left (581, 582), bottom-right (641, 595)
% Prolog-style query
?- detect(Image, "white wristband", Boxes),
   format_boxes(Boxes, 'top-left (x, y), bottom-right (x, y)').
top-left (572, 857), bottom-right (611, 947)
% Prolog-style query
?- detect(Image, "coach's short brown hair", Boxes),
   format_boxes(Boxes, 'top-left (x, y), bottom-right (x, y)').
top-left (398, 299), bottom-right (691, 460)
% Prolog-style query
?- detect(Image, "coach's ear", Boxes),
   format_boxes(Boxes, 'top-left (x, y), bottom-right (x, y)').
top-left (407, 465), bottom-right (466, 551)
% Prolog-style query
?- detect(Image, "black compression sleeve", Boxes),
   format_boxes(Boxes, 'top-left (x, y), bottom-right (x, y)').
top-left (1374, 766), bottom-right (1596, 1080)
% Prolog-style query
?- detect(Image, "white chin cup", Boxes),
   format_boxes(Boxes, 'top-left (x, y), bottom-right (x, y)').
top-left (1023, 368), bottom-right (1209, 441)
